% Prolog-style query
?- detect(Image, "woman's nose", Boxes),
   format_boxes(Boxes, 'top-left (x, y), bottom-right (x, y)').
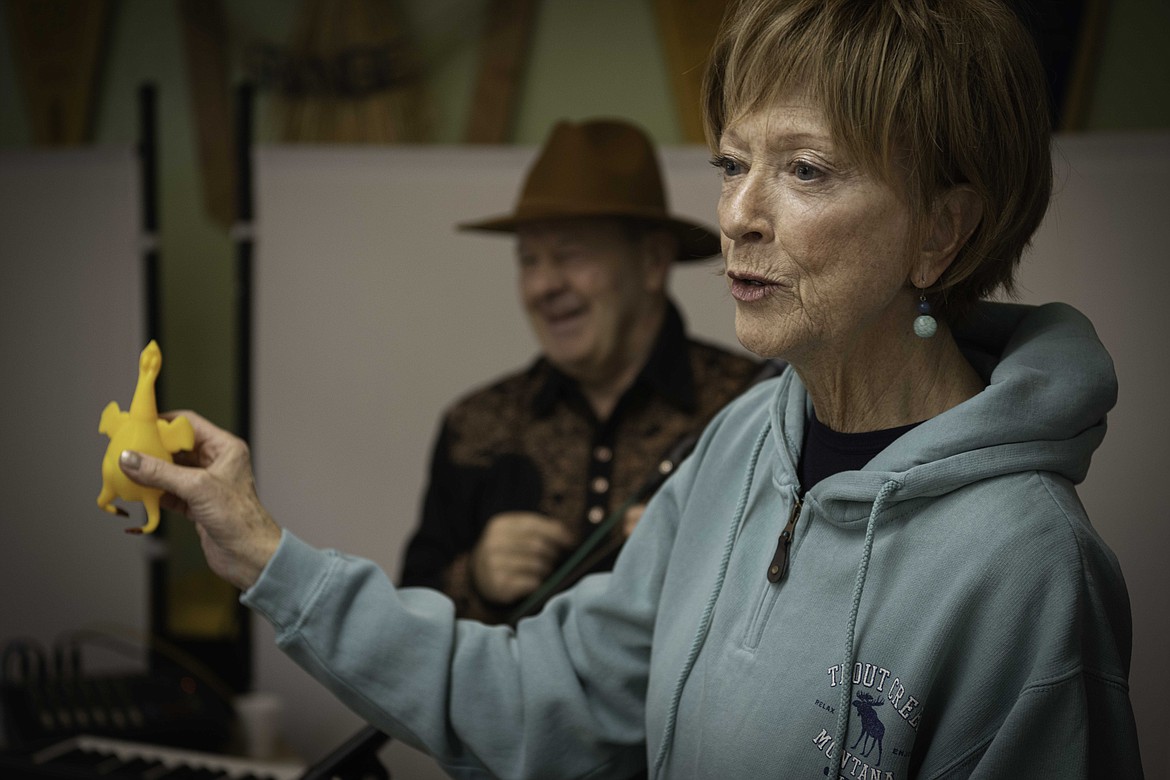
top-left (718, 177), bottom-right (772, 245)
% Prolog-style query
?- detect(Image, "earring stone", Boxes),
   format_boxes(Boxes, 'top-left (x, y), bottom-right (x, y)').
top-left (914, 293), bottom-right (938, 339)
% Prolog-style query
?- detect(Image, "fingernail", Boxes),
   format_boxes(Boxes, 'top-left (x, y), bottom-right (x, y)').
top-left (120, 450), bottom-right (142, 470)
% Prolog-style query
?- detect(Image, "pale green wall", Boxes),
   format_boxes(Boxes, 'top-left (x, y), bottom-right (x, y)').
top-left (2, 0), bottom-right (1168, 430)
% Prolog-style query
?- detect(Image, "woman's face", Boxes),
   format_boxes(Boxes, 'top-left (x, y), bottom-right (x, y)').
top-left (715, 91), bottom-right (918, 363)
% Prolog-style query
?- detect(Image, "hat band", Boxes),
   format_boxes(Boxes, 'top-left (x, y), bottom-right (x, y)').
top-left (509, 199), bottom-right (671, 223)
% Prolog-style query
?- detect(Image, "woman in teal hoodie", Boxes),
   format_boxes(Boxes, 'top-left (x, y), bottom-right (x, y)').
top-left (121, 0), bottom-right (1142, 776)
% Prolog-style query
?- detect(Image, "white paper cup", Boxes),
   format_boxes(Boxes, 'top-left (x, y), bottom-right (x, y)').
top-left (234, 691), bottom-right (283, 759)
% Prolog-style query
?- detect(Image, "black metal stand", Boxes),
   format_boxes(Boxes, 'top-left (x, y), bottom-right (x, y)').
top-left (143, 81), bottom-right (254, 695)
top-left (299, 725), bottom-right (391, 780)
top-left (229, 81), bottom-right (257, 693)
top-left (234, 82), bottom-right (255, 444)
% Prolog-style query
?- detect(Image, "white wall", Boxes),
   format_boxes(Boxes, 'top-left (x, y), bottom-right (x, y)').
top-left (252, 143), bottom-right (741, 775)
top-left (0, 149), bottom-right (147, 691)
top-left (252, 135), bottom-right (1169, 776)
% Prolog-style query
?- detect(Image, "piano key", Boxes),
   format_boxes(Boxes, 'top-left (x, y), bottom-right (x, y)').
top-left (8, 734), bottom-right (305, 780)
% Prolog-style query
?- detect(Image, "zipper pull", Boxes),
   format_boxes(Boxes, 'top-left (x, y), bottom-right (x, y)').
top-left (767, 497), bottom-right (802, 583)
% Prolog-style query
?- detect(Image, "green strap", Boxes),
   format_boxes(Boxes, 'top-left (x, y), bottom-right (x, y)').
top-left (508, 495), bottom-right (635, 623)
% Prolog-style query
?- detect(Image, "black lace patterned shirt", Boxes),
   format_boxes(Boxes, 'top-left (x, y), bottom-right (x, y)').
top-left (398, 302), bottom-right (761, 624)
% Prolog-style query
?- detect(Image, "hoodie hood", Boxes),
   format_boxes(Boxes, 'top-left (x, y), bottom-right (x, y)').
top-left (769, 302), bottom-right (1117, 527)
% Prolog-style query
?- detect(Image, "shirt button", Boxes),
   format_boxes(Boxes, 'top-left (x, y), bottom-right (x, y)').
top-left (591, 476), bottom-right (609, 493)
top-left (593, 446), bottom-right (613, 463)
top-left (658, 459), bottom-right (674, 476)
top-left (588, 506), bottom-right (606, 524)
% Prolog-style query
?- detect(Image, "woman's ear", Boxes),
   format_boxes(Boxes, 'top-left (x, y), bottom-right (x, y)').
top-left (918, 185), bottom-right (983, 285)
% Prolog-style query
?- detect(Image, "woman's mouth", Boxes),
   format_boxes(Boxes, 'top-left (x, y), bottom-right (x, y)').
top-left (727, 271), bottom-right (782, 303)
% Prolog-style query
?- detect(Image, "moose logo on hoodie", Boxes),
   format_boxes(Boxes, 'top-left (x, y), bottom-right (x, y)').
top-left (811, 660), bottom-right (925, 779)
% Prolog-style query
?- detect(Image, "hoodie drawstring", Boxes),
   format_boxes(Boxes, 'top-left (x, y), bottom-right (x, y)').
top-left (652, 422), bottom-right (771, 777)
top-left (832, 478), bottom-right (898, 769)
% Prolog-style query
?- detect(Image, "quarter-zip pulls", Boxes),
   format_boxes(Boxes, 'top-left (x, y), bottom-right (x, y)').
top-left (767, 496), bottom-right (803, 582)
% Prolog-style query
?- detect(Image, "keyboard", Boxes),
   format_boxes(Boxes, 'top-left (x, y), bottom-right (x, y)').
top-left (0, 734), bottom-right (306, 779)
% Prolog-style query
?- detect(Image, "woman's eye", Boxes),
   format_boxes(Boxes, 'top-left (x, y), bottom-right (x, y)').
top-left (793, 161), bottom-right (822, 182)
top-left (710, 155), bottom-right (744, 177)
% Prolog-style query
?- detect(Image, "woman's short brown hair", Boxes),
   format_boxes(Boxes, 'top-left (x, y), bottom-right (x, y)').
top-left (703, 0), bottom-right (1053, 322)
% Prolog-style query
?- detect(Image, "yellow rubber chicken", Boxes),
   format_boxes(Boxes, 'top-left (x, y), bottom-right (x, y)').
top-left (96, 340), bottom-right (194, 534)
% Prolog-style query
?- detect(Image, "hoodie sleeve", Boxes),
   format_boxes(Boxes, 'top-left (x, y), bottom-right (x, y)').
top-left (240, 446), bottom-right (698, 779)
top-left (918, 473), bottom-right (1143, 779)
top-left (932, 668), bottom-right (1142, 778)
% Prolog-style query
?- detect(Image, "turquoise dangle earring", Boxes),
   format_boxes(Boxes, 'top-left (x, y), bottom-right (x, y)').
top-left (914, 284), bottom-right (937, 339)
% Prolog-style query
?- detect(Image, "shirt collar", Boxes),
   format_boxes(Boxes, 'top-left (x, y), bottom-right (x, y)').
top-left (532, 300), bottom-right (697, 416)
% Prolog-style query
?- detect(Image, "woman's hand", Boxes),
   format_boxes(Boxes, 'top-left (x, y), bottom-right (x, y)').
top-left (117, 410), bottom-right (282, 591)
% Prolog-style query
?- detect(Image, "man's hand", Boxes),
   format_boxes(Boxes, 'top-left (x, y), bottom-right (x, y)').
top-left (622, 503), bottom-right (646, 538)
top-left (117, 410), bottom-right (282, 591)
top-left (469, 512), bottom-right (575, 605)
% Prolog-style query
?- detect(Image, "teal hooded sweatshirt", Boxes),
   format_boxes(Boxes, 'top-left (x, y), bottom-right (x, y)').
top-left (243, 302), bottom-right (1142, 778)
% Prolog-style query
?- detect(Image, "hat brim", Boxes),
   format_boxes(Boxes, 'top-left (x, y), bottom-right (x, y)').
top-left (459, 207), bottom-right (722, 262)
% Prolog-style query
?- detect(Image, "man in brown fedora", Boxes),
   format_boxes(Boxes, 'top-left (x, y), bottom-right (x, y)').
top-left (398, 118), bottom-right (762, 624)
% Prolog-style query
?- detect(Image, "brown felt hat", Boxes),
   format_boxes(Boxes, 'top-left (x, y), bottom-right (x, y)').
top-left (459, 119), bottom-right (722, 262)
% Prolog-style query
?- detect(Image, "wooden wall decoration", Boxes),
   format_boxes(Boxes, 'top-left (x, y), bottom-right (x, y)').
top-left (1008, 0), bottom-right (1112, 132)
top-left (4, 0), bottom-right (111, 146)
top-left (654, 0), bottom-right (1111, 140)
top-left (179, 0), bottom-right (236, 230)
top-left (464, 0), bottom-right (539, 144)
top-left (653, 0), bottom-right (730, 144)
top-left (271, 0), bottom-right (429, 143)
